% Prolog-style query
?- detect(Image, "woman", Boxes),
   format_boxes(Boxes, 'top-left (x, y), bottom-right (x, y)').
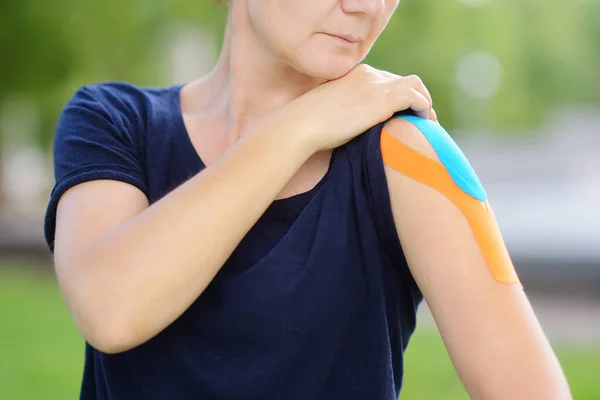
top-left (45, 0), bottom-right (572, 399)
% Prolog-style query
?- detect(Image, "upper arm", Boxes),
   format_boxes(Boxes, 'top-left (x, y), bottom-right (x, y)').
top-left (381, 116), bottom-right (519, 290)
top-left (381, 117), bottom-right (570, 399)
top-left (46, 84), bottom-right (150, 274)
top-left (54, 180), bottom-right (148, 276)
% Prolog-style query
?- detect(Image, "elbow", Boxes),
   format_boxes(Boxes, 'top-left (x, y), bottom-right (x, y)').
top-left (68, 290), bottom-right (145, 354)
top-left (85, 326), bottom-right (136, 355)
top-left (87, 334), bottom-right (132, 355)
top-left (58, 264), bottom-right (147, 354)
top-left (79, 310), bottom-right (142, 354)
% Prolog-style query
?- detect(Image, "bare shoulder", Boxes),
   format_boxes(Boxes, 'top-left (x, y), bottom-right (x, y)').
top-left (381, 116), bottom-right (442, 162)
top-left (381, 115), bottom-right (488, 203)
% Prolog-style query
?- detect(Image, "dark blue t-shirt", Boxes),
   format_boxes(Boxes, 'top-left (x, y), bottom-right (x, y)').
top-left (45, 82), bottom-right (423, 400)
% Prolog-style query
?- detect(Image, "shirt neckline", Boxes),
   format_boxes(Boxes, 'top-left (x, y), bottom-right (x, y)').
top-left (169, 83), bottom-right (338, 213)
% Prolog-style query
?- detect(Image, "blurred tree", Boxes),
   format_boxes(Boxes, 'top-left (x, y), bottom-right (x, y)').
top-left (0, 0), bottom-right (598, 208)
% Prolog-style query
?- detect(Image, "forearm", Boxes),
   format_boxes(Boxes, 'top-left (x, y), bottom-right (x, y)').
top-left (68, 117), bottom-right (314, 353)
top-left (438, 289), bottom-right (572, 399)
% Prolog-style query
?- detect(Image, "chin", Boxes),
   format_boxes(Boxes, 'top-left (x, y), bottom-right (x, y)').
top-left (294, 54), bottom-right (357, 80)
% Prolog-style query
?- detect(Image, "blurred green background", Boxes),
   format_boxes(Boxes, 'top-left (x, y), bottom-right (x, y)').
top-left (1, 0), bottom-right (599, 151)
top-left (1, 0), bottom-right (599, 399)
top-left (2, 264), bottom-right (599, 399)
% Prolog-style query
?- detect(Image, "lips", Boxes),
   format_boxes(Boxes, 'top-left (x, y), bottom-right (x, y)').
top-left (323, 33), bottom-right (362, 43)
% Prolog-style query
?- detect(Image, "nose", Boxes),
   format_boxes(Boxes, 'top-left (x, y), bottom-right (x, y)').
top-left (341, 0), bottom-right (385, 18)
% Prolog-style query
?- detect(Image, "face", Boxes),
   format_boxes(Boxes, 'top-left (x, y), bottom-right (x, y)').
top-left (243, 0), bottom-right (400, 79)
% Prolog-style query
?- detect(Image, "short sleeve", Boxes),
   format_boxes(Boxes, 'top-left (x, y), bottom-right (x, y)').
top-left (44, 84), bottom-right (149, 252)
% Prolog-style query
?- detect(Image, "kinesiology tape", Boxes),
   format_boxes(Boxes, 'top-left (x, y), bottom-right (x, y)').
top-left (381, 116), bottom-right (521, 285)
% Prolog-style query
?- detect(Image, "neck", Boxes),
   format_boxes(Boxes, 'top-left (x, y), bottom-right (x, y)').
top-left (189, 5), bottom-right (324, 142)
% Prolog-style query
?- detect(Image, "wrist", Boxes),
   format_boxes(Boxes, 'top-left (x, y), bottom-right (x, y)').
top-left (262, 106), bottom-right (319, 160)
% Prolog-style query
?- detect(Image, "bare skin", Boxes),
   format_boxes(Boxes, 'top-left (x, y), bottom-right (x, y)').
top-left (383, 118), bottom-right (572, 399)
top-left (52, 0), bottom-right (572, 398)
top-left (54, 0), bottom-right (431, 354)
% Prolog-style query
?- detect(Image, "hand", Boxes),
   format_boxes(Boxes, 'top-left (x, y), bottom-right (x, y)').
top-left (283, 64), bottom-right (437, 152)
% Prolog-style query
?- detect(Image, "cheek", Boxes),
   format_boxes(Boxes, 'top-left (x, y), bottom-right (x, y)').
top-left (339, 1), bottom-right (398, 59)
top-left (373, 3), bottom-right (397, 37)
top-left (360, 11), bottom-right (395, 54)
top-left (249, 0), bottom-right (316, 55)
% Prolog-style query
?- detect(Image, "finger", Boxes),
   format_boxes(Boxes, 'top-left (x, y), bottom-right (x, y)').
top-left (378, 70), bottom-right (402, 81)
top-left (386, 80), bottom-right (431, 119)
top-left (404, 75), bottom-right (433, 110)
top-left (391, 75), bottom-right (433, 121)
top-left (381, 72), bottom-right (434, 120)
top-left (430, 107), bottom-right (439, 123)
top-left (404, 87), bottom-right (430, 119)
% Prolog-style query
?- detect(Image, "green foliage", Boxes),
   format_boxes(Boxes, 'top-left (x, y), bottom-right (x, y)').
top-left (1, 265), bottom-right (599, 399)
top-left (0, 0), bottom-right (598, 148)
top-left (402, 322), bottom-right (600, 399)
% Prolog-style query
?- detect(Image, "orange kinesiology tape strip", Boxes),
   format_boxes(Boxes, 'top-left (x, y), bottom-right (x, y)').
top-left (381, 129), bottom-right (521, 285)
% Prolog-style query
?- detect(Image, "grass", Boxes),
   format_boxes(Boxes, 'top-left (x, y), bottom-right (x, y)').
top-left (1, 264), bottom-right (599, 399)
